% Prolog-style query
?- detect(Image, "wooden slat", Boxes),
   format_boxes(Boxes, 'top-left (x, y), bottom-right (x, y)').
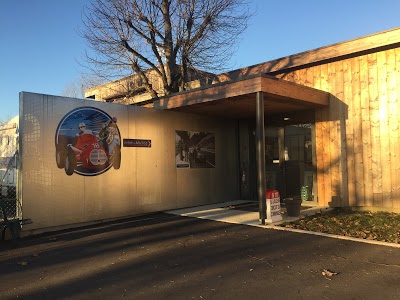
top-left (377, 51), bottom-right (392, 207)
top-left (298, 69), bottom-right (307, 86)
top-left (360, 54), bottom-right (374, 207)
top-left (328, 62), bottom-right (341, 206)
top-left (320, 64), bottom-right (332, 206)
top-left (368, 53), bottom-right (383, 207)
top-left (343, 58), bottom-right (355, 206)
top-left (314, 65), bottom-right (326, 205)
top-left (351, 55), bottom-right (365, 206)
top-left (337, 61), bottom-right (349, 206)
top-left (305, 67), bottom-right (314, 88)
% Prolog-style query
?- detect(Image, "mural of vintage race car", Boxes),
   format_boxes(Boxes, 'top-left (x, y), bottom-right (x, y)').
top-left (55, 107), bottom-right (122, 176)
top-left (56, 129), bottom-right (121, 176)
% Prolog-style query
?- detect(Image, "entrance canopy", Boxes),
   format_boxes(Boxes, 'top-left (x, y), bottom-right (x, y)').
top-left (147, 74), bottom-right (330, 119)
top-left (144, 74), bottom-right (331, 225)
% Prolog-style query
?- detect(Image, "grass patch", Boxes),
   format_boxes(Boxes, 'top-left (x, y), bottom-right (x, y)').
top-left (280, 208), bottom-right (400, 244)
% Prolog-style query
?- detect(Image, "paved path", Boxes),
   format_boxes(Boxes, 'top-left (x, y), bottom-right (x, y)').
top-left (167, 200), bottom-right (400, 249)
top-left (1, 209), bottom-right (400, 299)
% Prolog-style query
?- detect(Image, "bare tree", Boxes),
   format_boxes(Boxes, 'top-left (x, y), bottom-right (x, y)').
top-left (62, 79), bottom-right (84, 98)
top-left (81, 0), bottom-right (251, 99)
top-left (62, 74), bottom-right (106, 99)
top-left (0, 113), bottom-right (14, 125)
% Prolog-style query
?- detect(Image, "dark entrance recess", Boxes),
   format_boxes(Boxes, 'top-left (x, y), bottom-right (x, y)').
top-left (243, 110), bottom-right (317, 202)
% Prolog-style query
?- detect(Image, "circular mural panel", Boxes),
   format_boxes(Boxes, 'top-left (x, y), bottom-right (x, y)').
top-left (55, 107), bottom-right (121, 176)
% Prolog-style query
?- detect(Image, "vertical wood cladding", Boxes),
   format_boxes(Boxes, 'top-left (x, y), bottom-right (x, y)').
top-left (275, 48), bottom-right (400, 209)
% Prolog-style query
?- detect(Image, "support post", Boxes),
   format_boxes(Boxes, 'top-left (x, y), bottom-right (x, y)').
top-left (256, 92), bottom-right (266, 224)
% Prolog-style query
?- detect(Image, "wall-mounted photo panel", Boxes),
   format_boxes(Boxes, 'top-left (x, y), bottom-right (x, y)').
top-left (175, 130), bottom-right (215, 168)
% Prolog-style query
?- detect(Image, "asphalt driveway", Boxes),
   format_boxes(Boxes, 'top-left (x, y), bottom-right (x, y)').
top-left (1, 212), bottom-right (400, 299)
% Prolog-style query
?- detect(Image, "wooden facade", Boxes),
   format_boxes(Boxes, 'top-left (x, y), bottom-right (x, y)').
top-left (263, 30), bottom-right (400, 210)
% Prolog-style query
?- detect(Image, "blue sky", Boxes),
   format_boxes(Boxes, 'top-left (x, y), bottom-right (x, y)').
top-left (1, 0), bottom-right (400, 121)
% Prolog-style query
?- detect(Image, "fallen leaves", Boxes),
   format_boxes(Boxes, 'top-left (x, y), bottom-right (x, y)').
top-left (280, 209), bottom-right (400, 244)
top-left (322, 269), bottom-right (338, 280)
top-left (322, 269), bottom-right (338, 277)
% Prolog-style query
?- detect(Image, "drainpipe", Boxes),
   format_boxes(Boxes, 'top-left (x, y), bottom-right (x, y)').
top-left (256, 92), bottom-right (266, 225)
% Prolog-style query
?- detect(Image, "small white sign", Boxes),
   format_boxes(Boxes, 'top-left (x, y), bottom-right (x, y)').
top-left (266, 191), bottom-right (282, 223)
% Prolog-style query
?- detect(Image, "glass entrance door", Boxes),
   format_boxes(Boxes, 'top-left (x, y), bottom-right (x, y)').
top-left (265, 124), bottom-right (316, 202)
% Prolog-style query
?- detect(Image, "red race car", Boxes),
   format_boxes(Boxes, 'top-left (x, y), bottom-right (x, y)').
top-left (56, 129), bottom-right (121, 176)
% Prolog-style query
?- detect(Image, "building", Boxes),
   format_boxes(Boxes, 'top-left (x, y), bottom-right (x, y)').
top-left (89, 27), bottom-right (400, 213)
top-left (0, 116), bottom-right (18, 198)
top-left (14, 27), bottom-right (400, 236)
top-left (85, 68), bottom-right (215, 105)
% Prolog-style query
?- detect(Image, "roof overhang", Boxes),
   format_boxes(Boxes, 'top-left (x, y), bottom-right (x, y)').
top-left (144, 74), bottom-right (330, 119)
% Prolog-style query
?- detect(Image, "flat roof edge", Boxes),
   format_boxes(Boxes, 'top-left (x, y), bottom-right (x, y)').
top-left (218, 27), bottom-right (400, 81)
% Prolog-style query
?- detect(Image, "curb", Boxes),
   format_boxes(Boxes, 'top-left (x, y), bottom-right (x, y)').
top-left (268, 225), bottom-right (400, 248)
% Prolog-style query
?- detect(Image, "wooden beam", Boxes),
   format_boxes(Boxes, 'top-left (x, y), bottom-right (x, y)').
top-left (261, 76), bottom-right (329, 106)
top-left (148, 75), bottom-right (330, 111)
top-left (150, 77), bottom-right (262, 109)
